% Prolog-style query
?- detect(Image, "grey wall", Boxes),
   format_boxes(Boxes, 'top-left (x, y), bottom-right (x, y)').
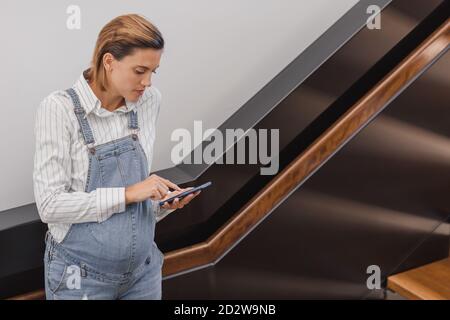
top-left (0, 0), bottom-right (358, 211)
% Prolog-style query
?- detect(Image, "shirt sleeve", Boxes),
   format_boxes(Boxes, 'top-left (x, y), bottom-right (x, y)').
top-left (33, 96), bottom-right (126, 224)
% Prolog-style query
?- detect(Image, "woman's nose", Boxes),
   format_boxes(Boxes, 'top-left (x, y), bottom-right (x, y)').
top-left (142, 76), bottom-right (151, 87)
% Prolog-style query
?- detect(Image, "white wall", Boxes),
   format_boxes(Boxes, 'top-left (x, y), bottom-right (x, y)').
top-left (0, 0), bottom-right (358, 212)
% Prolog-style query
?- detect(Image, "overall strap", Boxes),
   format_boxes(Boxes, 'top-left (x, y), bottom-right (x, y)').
top-left (128, 109), bottom-right (140, 138)
top-left (65, 88), bottom-right (95, 150)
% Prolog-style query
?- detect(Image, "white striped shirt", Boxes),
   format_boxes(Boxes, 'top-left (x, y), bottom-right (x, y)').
top-left (33, 70), bottom-right (169, 243)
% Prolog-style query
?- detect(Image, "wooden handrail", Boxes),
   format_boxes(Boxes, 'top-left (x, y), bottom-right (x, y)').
top-left (8, 18), bottom-right (449, 301)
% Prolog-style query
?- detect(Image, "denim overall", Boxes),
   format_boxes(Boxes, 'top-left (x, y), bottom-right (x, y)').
top-left (43, 88), bottom-right (164, 300)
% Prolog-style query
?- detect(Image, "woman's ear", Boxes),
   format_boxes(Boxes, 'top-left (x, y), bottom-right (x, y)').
top-left (102, 53), bottom-right (115, 72)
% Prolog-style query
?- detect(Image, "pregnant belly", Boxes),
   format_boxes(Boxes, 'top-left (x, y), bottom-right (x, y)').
top-left (59, 209), bottom-right (154, 275)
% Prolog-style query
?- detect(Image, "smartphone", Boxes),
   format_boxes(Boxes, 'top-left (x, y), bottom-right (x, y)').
top-left (159, 181), bottom-right (212, 206)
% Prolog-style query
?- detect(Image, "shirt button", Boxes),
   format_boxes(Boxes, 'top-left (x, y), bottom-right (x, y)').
top-left (145, 256), bottom-right (151, 265)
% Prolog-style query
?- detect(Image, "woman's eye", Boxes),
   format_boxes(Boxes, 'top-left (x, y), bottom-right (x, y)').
top-left (135, 69), bottom-right (157, 75)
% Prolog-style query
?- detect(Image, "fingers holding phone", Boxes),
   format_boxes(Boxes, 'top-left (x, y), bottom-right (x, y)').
top-left (161, 187), bottom-right (201, 210)
top-left (125, 174), bottom-right (181, 204)
top-left (159, 181), bottom-right (211, 210)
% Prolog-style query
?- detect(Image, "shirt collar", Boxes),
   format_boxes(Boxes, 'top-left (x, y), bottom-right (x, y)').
top-left (74, 69), bottom-right (139, 117)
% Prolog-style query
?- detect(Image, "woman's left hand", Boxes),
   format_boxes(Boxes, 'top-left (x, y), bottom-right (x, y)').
top-left (160, 188), bottom-right (201, 210)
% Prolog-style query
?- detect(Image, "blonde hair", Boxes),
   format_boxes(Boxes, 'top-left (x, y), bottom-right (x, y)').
top-left (86, 14), bottom-right (164, 91)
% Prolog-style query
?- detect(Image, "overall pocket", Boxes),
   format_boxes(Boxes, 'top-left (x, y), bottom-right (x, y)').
top-left (46, 250), bottom-right (69, 295)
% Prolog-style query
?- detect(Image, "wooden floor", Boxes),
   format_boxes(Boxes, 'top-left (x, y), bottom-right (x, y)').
top-left (388, 258), bottom-right (450, 300)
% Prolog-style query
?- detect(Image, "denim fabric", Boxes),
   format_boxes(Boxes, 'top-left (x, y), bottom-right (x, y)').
top-left (44, 88), bottom-right (164, 300)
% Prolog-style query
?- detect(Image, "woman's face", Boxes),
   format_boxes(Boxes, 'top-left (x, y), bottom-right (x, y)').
top-left (107, 48), bottom-right (162, 102)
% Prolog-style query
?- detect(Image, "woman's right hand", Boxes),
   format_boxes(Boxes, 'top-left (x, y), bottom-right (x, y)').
top-left (125, 174), bottom-right (181, 204)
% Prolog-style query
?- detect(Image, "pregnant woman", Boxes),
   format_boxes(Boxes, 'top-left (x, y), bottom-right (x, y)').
top-left (33, 14), bottom-right (199, 300)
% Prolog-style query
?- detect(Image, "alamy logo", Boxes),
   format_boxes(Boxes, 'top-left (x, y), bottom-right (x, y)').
top-left (66, 5), bottom-right (81, 30)
top-left (64, 265), bottom-right (89, 299)
top-left (366, 5), bottom-right (381, 30)
top-left (366, 265), bottom-right (381, 290)
top-left (171, 121), bottom-right (279, 175)
top-left (66, 265), bottom-right (81, 290)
